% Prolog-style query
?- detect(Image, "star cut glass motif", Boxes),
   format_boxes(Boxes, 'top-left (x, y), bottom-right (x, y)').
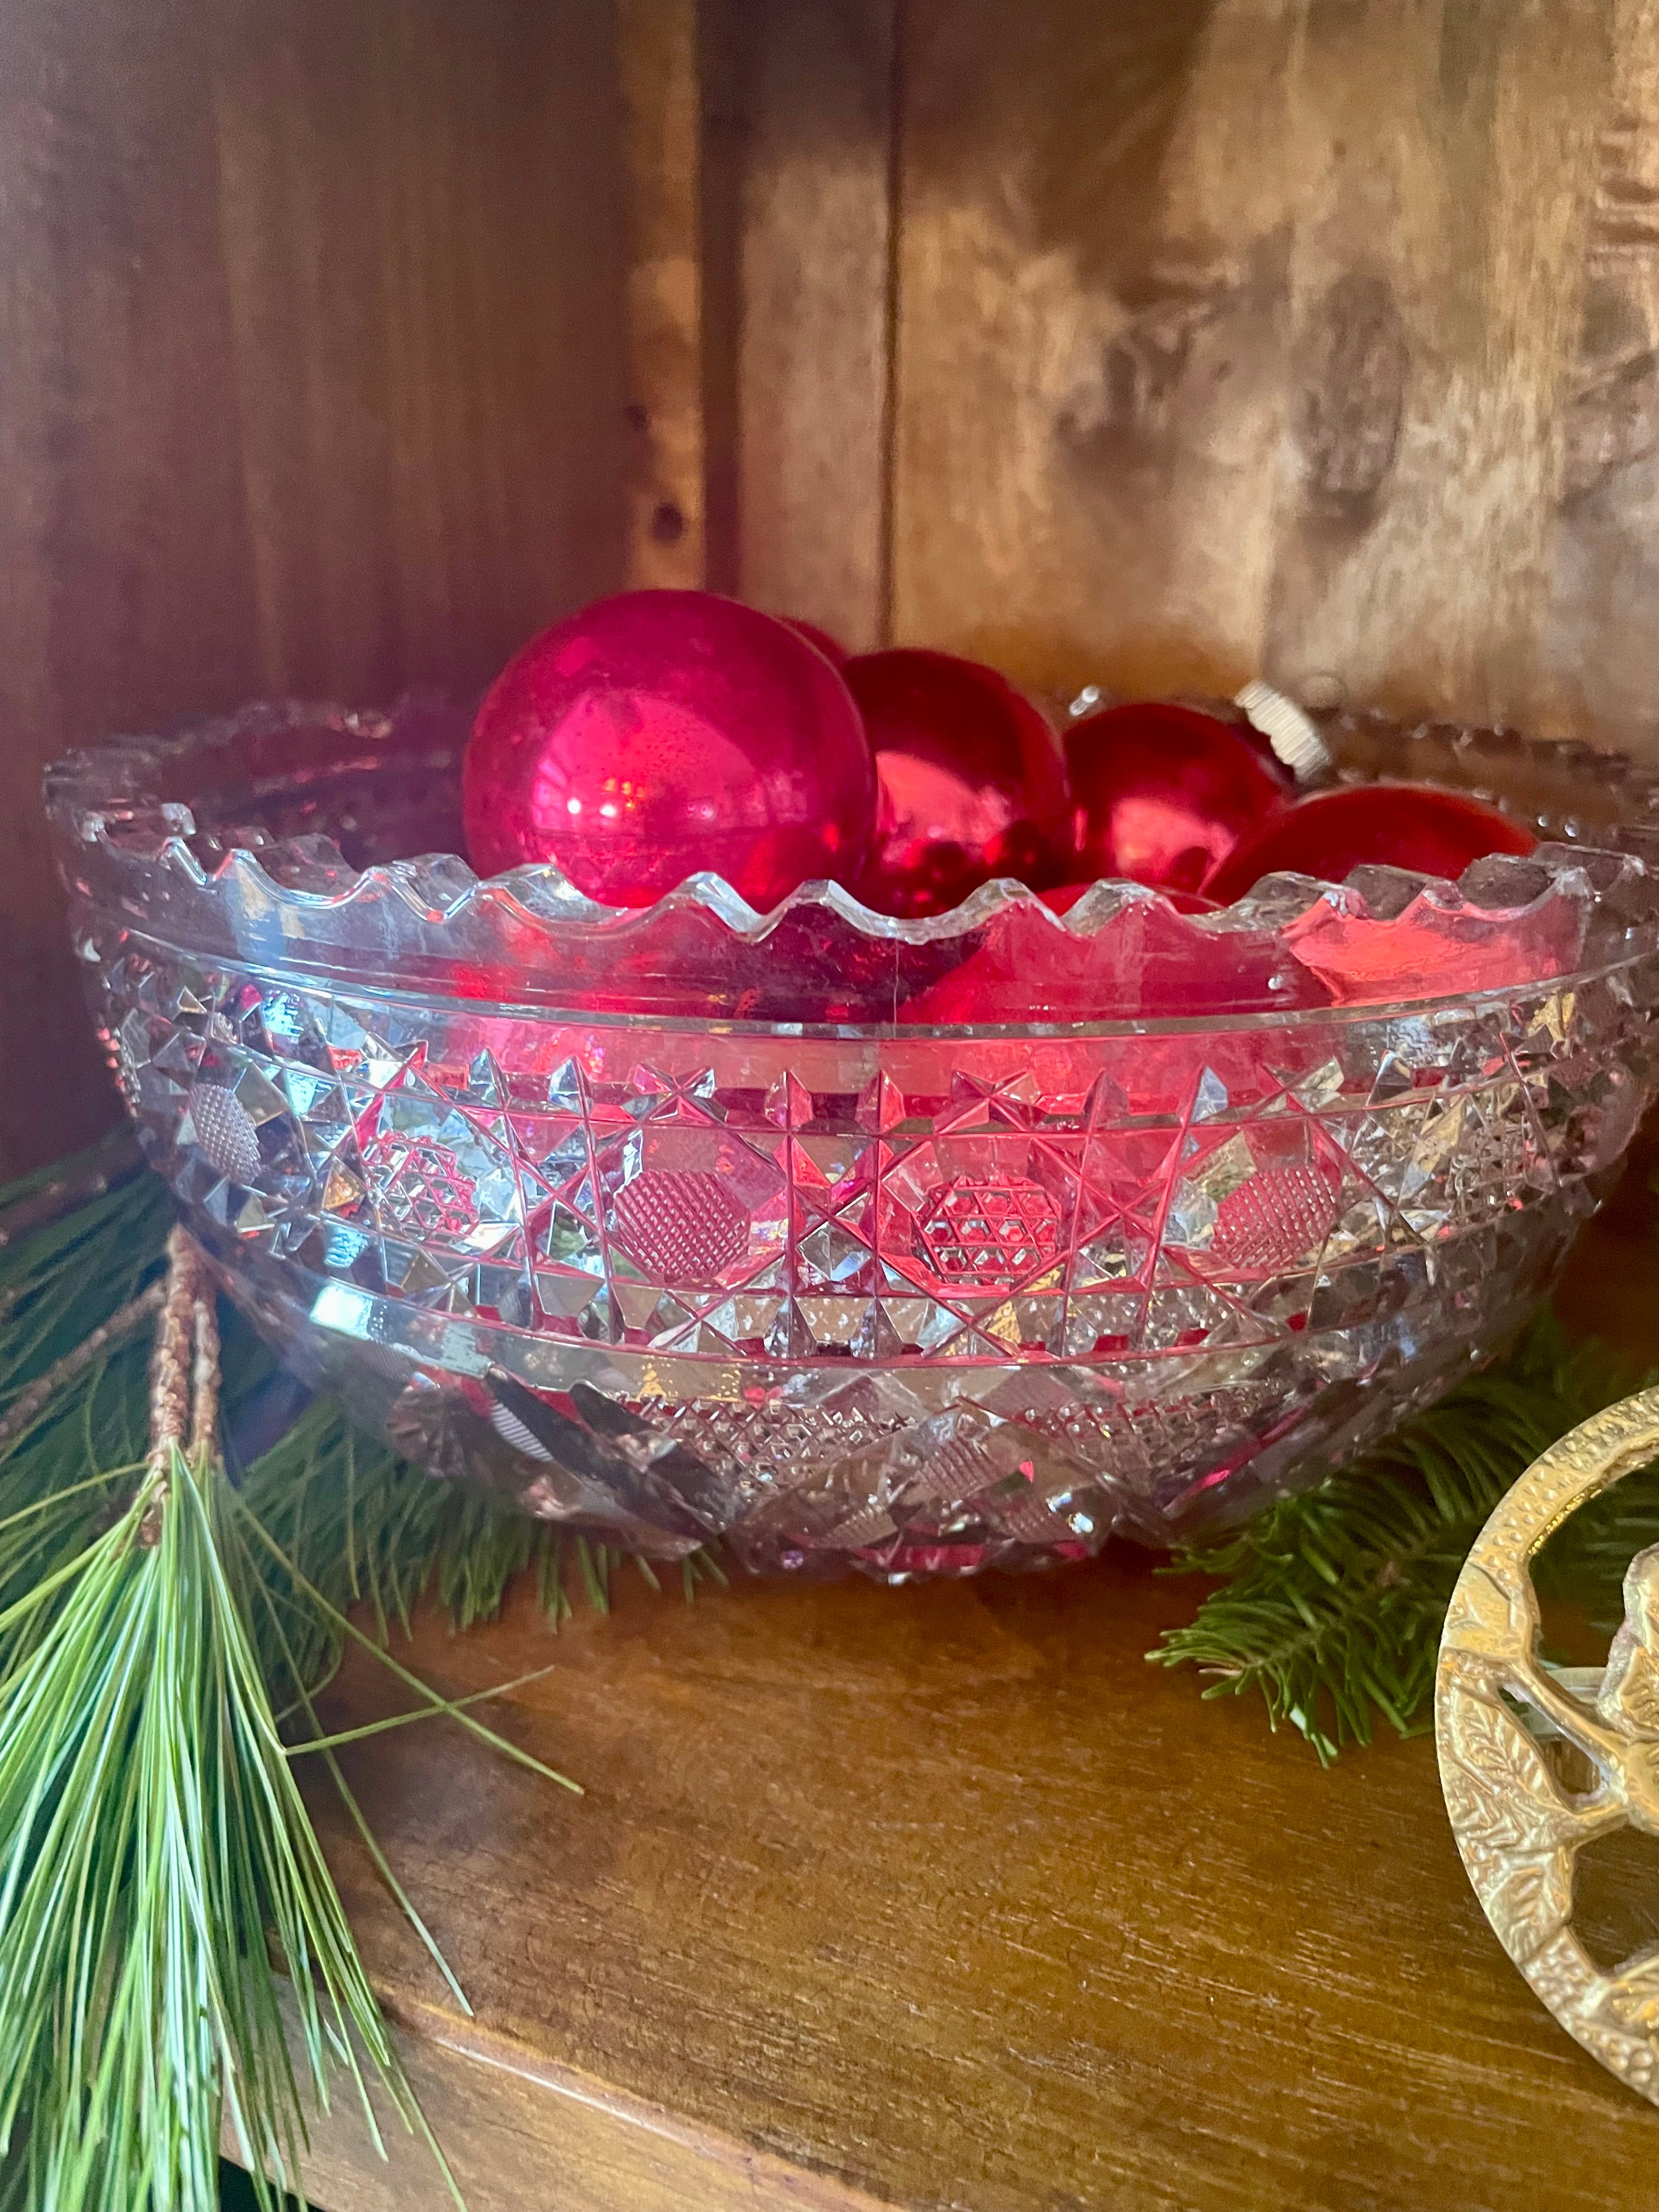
top-left (914, 1177), bottom-right (1062, 1286)
top-left (83, 843), bottom-right (1659, 1578)
top-left (362, 1134), bottom-right (479, 1240)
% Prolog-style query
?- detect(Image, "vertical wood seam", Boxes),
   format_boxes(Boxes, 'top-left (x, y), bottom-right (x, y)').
top-left (697, 0), bottom-right (742, 596)
top-left (617, 0), bottom-right (706, 590)
top-left (876, 0), bottom-right (906, 646)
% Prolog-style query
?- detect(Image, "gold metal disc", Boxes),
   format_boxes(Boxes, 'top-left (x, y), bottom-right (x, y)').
top-left (1437, 1386), bottom-right (1659, 2101)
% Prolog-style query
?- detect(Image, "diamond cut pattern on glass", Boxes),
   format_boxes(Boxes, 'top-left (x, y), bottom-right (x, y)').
top-left (915, 1176), bottom-right (1061, 1286)
top-left (612, 1170), bottom-right (748, 1282)
top-left (363, 1135), bottom-right (479, 1240)
top-left (1210, 1163), bottom-right (1343, 1273)
top-left (95, 936), bottom-right (1659, 1573)
top-left (602, 1122), bottom-right (786, 1289)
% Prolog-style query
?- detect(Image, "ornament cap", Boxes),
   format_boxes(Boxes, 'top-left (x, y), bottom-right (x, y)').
top-left (1234, 679), bottom-right (1333, 786)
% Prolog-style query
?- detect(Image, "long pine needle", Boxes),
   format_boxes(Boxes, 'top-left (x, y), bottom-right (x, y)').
top-left (0, 1148), bottom-right (702, 2210)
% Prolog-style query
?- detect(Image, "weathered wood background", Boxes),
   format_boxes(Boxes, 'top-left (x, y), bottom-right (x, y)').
top-left (730, 0), bottom-right (1659, 737)
top-left (0, 0), bottom-right (630, 1173)
top-left (8, 0), bottom-right (1659, 1173)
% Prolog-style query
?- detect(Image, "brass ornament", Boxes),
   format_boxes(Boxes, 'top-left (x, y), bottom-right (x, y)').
top-left (1436, 1385), bottom-right (1659, 2100)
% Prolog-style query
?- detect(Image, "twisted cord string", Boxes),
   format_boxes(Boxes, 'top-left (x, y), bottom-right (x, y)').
top-left (140, 1226), bottom-right (219, 1543)
top-left (188, 1257), bottom-right (221, 1461)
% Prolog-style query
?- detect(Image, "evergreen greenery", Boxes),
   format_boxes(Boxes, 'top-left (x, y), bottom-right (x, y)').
top-left (0, 1155), bottom-right (676, 2212)
top-left (1150, 1318), bottom-right (1658, 1760)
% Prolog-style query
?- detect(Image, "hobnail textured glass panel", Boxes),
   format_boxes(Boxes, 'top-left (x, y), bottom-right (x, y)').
top-left (44, 698), bottom-right (1659, 1577)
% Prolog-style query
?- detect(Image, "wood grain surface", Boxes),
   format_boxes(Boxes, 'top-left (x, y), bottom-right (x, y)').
top-left (618, 0), bottom-right (710, 591)
top-left (884, 0), bottom-right (1659, 751)
top-left (247, 1162), bottom-right (1659, 2212)
top-left (728, 0), bottom-right (896, 652)
top-left (0, 0), bottom-right (628, 1179)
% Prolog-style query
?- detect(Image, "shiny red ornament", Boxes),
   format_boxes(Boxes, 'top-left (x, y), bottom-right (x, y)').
top-left (462, 590), bottom-right (876, 910)
top-left (779, 616), bottom-right (850, 667)
top-left (1203, 783), bottom-right (1537, 903)
top-left (1181, 697), bottom-right (1289, 777)
top-left (1065, 702), bottom-right (1289, 894)
top-left (846, 648), bottom-right (1072, 917)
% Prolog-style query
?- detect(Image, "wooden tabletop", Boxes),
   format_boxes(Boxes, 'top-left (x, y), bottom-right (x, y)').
top-left (266, 1159), bottom-right (1659, 2212)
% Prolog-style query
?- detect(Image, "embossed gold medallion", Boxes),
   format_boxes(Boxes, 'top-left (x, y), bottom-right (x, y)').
top-left (1437, 1387), bottom-right (1659, 2100)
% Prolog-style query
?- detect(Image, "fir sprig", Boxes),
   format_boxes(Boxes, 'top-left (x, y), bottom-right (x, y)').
top-left (0, 1160), bottom-right (617, 2212)
top-left (0, 1439), bottom-right (453, 2211)
top-left (1150, 1318), bottom-right (1651, 1760)
top-left (0, 1162), bottom-right (172, 1426)
top-left (0, 1144), bottom-right (702, 1677)
top-left (236, 1383), bottom-right (720, 1682)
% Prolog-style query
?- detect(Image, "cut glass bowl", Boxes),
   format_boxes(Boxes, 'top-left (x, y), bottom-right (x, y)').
top-left (45, 698), bottom-right (1659, 1578)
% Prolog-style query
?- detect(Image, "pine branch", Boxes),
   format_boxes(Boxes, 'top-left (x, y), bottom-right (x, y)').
top-left (0, 1146), bottom-right (729, 2211)
top-left (234, 1373), bottom-right (695, 1682)
top-left (1149, 1316), bottom-right (1647, 1760)
top-left (0, 1443), bottom-right (454, 2212)
top-left (0, 1167), bottom-right (173, 1418)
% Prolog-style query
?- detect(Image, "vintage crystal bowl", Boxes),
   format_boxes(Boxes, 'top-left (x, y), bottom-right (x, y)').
top-left (44, 698), bottom-right (1659, 1578)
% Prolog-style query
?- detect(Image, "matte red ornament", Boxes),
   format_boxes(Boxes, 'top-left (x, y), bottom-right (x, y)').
top-left (1203, 782), bottom-right (1537, 903)
top-left (1065, 702), bottom-right (1289, 895)
top-left (462, 590), bottom-right (876, 910)
top-left (779, 616), bottom-right (850, 667)
top-left (846, 648), bottom-right (1072, 917)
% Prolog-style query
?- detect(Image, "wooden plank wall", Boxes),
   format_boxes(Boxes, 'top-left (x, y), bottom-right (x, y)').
top-left (729, 0), bottom-right (1659, 743)
top-left (11, 0), bottom-right (1659, 1172)
top-left (726, 0), bottom-right (897, 653)
top-left (0, 0), bottom-right (630, 1176)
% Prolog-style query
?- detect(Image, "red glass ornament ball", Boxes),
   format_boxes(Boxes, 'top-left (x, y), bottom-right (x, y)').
top-left (1065, 702), bottom-right (1289, 894)
top-left (1203, 782), bottom-right (1537, 902)
top-left (846, 648), bottom-right (1072, 917)
top-left (779, 616), bottom-right (850, 666)
top-left (462, 590), bottom-right (876, 910)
